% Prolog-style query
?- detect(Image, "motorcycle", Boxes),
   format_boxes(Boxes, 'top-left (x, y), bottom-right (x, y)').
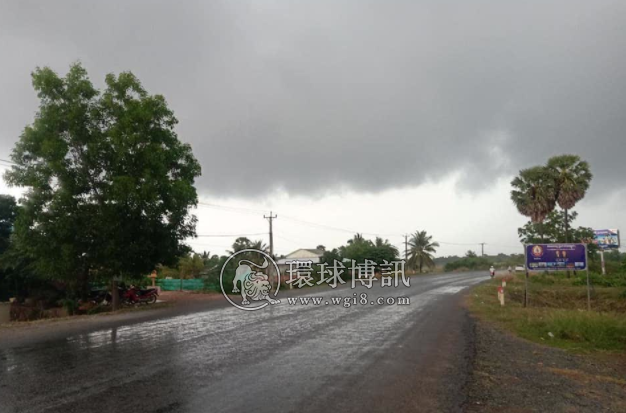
top-left (122, 286), bottom-right (159, 305)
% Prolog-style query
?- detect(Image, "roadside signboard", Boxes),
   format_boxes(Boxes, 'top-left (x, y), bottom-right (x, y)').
top-left (593, 229), bottom-right (620, 250)
top-left (525, 243), bottom-right (587, 271)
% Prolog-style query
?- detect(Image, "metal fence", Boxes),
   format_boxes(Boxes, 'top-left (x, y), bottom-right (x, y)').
top-left (156, 279), bottom-right (205, 291)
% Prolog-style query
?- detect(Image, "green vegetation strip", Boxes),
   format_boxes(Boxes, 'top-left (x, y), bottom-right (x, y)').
top-left (469, 273), bottom-right (626, 353)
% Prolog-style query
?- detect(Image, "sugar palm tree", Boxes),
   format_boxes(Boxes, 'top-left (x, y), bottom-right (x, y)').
top-left (510, 166), bottom-right (557, 240)
top-left (547, 155), bottom-right (592, 242)
top-left (407, 230), bottom-right (439, 273)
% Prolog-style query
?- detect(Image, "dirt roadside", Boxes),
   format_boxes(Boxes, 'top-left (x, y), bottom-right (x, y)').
top-left (465, 317), bottom-right (626, 412)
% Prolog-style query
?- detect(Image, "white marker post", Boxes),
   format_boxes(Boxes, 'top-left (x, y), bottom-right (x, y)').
top-left (585, 243), bottom-right (591, 311)
top-left (600, 250), bottom-right (606, 275)
top-left (523, 244), bottom-right (529, 308)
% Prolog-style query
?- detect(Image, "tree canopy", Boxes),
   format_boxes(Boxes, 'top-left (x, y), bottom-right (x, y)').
top-left (5, 64), bottom-right (201, 294)
top-left (407, 230), bottom-right (439, 273)
top-left (511, 154), bottom-right (593, 244)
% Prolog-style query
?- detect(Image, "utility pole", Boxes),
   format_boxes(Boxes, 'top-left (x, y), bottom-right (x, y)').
top-left (264, 211), bottom-right (278, 289)
top-left (264, 211), bottom-right (277, 258)
top-left (404, 234), bottom-right (408, 261)
top-left (480, 242), bottom-right (486, 257)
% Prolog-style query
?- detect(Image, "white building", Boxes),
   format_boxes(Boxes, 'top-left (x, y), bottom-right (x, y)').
top-left (276, 248), bottom-right (325, 266)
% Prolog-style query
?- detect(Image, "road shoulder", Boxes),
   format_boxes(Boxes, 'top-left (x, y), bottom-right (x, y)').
top-left (465, 314), bottom-right (626, 412)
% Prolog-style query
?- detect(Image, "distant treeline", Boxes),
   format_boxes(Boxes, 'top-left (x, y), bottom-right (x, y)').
top-left (435, 253), bottom-right (524, 272)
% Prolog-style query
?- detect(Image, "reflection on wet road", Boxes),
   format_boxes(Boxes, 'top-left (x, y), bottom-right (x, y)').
top-left (0, 272), bottom-right (486, 413)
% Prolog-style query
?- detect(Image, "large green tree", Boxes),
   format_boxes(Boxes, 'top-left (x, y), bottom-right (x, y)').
top-left (407, 230), bottom-right (439, 273)
top-left (0, 195), bottom-right (20, 300)
top-left (0, 195), bottom-right (17, 255)
top-left (518, 210), bottom-right (593, 245)
top-left (547, 155), bottom-right (592, 242)
top-left (339, 234), bottom-right (374, 263)
top-left (370, 237), bottom-right (400, 264)
top-left (338, 234), bottom-right (398, 265)
top-left (5, 64), bottom-right (201, 307)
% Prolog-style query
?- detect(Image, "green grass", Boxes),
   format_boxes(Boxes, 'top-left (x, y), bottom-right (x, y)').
top-left (469, 275), bottom-right (626, 353)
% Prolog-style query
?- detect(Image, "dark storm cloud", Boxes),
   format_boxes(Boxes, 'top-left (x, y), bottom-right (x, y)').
top-left (1, 1), bottom-right (625, 197)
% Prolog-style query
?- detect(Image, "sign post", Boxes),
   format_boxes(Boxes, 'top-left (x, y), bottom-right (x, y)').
top-left (525, 243), bottom-right (589, 309)
top-left (593, 229), bottom-right (620, 275)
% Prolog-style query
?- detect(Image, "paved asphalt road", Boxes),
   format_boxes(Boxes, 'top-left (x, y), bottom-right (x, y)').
top-left (0, 272), bottom-right (486, 413)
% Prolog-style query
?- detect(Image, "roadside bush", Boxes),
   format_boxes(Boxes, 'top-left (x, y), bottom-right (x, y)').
top-left (530, 273), bottom-right (557, 285)
top-left (573, 272), bottom-right (626, 288)
top-left (590, 260), bottom-right (623, 275)
top-left (444, 256), bottom-right (491, 272)
top-left (59, 298), bottom-right (79, 316)
top-left (526, 310), bottom-right (626, 352)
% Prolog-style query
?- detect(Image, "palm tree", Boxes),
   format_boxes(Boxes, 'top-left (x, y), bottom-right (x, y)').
top-left (347, 233), bottom-right (366, 245)
top-left (407, 230), bottom-right (440, 273)
top-left (250, 239), bottom-right (269, 253)
top-left (510, 166), bottom-right (558, 240)
top-left (547, 155), bottom-right (592, 242)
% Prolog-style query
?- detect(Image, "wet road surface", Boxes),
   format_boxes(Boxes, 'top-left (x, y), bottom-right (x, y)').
top-left (0, 272), bottom-right (486, 413)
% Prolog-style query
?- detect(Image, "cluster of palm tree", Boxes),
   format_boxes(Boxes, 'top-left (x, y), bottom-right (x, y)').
top-left (332, 232), bottom-right (440, 273)
top-left (510, 154), bottom-right (592, 242)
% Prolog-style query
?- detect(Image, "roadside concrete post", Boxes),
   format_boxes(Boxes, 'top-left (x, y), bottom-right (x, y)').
top-left (585, 244), bottom-right (591, 311)
top-left (600, 250), bottom-right (606, 275)
top-left (497, 286), bottom-right (505, 306)
top-left (523, 244), bottom-right (528, 308)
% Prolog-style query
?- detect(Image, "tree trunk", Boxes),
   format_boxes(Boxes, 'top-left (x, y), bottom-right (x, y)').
top-left (77, 268), bottom-right (89, 301)
top-left (111, 279), bottom-right (120, 311)
top-left (564, 208), bottom-right (571, 278)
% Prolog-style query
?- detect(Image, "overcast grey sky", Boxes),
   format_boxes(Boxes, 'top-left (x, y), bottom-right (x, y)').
top-left (1, 1), bottom-right (624, 256)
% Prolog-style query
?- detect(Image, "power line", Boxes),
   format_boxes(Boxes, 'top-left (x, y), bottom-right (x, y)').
top-left (437, 241), bottom-right (482, 246)
top-left (280, 214), bottom-right (399, 238)
top-left (197, 202), bottom-right (269, 215)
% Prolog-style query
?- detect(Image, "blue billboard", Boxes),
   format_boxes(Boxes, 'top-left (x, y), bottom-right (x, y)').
top-left (525, 244), bottom-right (587, 271)
top-left (593, 229), bottom-right (620, 250)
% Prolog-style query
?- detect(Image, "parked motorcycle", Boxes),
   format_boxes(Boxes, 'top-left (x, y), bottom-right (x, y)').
top-left (122, 286), bottom-right (158, 305)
